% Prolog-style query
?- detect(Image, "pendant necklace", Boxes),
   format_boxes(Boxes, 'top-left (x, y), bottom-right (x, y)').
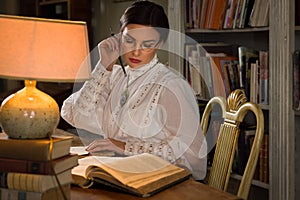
top-left (120, 62), bottom-right (158, 107)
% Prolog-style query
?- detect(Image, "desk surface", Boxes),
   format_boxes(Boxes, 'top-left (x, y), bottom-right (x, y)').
top-left (71, 179), bottom-right (241, 200)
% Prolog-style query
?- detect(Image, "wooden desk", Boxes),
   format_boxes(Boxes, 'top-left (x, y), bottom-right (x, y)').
top-left (71, 179), bottom-right (241, 200)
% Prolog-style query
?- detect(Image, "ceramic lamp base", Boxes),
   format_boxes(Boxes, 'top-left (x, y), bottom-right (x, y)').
top-left (0, 80), bottom-right (60, 139)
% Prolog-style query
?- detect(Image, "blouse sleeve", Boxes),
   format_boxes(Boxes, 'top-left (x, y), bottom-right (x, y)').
top-left (124, 76), bottom-right (207, 180)
top-left (61, 61), bottom-right (112, 135)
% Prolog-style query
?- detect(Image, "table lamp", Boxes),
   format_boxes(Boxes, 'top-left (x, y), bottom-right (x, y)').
top-left (0, 15), bottom-right (91, 139)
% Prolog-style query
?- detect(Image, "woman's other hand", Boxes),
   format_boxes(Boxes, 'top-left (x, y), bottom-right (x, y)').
top-left (85, 138), bottom-right (125, 155)
top-left (98, 34), bottom-right (120, 71)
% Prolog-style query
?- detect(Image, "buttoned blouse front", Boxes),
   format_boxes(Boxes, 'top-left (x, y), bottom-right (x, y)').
top-left (61, 55), bottom-right (207, 180)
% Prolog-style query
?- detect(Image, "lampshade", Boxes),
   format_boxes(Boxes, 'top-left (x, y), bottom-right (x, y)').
top-left (0, 15), bottom-right (91, 139)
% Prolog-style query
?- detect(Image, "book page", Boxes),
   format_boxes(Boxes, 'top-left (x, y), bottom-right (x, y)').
top-left (80, 153), bottom-right (186, 186)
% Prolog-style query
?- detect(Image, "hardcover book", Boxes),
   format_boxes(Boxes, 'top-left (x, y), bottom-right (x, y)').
top-left (0, 154), bottom-right (78, 175)
top-left (72, 153), bottom-right (190, 197)
top-left (259, 50), bottom-right (269, 104)
top-left (238, 46), bottom-right (259, 98)
top-left (0, 169), bottom-right (73, 193)
top-left (0, 184), bottom-right (71, 200)
top-left (0, 132), bottom-right (73, 161)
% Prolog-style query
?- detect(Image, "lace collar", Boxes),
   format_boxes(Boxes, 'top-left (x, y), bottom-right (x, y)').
top-left (126, 55), bottom-right (159, 83)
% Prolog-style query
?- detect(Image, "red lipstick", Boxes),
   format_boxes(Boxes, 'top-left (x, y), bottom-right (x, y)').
top-left (129, 58), bottom-right (141, 63)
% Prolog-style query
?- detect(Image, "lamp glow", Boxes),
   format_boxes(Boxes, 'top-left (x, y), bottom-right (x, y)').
top-left (0, 15), bottom-right (91, 139)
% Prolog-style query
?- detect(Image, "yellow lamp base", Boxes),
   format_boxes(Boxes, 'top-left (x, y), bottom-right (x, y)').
top-left (0, 80), bottom-right (60, 139)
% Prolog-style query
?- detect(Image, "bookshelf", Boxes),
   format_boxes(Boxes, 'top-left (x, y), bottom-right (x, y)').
top-left (168, 0), bottom-right (299, 200)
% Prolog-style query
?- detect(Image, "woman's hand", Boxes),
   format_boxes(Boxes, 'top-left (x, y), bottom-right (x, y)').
top-left (85, 138), bottom-right (125, 155)
top-left (98, 34), bottom-right (121, 71)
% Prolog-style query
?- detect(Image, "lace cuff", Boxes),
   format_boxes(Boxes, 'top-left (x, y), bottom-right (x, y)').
top-left (124, 140), bottom-right (176, 163)
top-left (74, 68), bottom-right (111, 116)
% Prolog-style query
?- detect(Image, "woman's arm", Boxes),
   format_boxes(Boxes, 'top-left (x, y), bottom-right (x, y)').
top-left (122, 77), bottom-right (207, 179)
top-left (60, 61), bottom-right (112, 134)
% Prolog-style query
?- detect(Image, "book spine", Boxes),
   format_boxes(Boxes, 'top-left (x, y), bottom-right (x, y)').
top-left (0, 187), bottom-right (42, 200)
top-left (259, 51), bottom-right (269, 104)
top-left (0, 159), bottom-right (52, 175)
top-left (0, 184), bottom-right (71, 200)
top-left (6, 173), bottom-right (41, 192)
top-left (0, 136), bottom-right (72, 161)
top-left (3, 170), bottom-right (72, 193)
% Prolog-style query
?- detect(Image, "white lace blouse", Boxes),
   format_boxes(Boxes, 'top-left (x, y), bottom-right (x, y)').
top-left (61, 55), bottom-right (207, 180)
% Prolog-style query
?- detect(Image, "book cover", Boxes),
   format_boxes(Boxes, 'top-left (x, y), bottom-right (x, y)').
top-left (223, 0), bottom-right (238, 29)
top-left (259, 134), bottom-right (269, 183)
top-left (0, 154), bottom-right (78, 175)
top-left (199, 0), bottom-right (209, 28)
top-left (207, 0), bottom-right (227, 30)
top-left (250, 61), bottom-right (259, 103)
top-left (0, 169), bottom-right (73, 193)
top-left (224, 60), bottom-right (240, 91)
top-left (248, 0), bottom-right (269, 27)
top-left (238, 46), bottom-right (259, 98)
top-left (72, 153), bottom-right (190, 197)
top-left (204, 0), bottom-right (214, 29)
top-left (209, 55), bottom-right (238, 97)
top-left (232, 0), bottom-right (243, 28)
top-left (0, 133), bottom-right (73, 161)
top-left (238, 0), bottom-right (255, 28)
top-left (259, 50), bottom-right (269, 104)
top-left (189, 50), bottom-right (204, 97)
top-left (0, 184), bottom-right (70, 200)
top-left (236, 0), bottom-right (248, 28)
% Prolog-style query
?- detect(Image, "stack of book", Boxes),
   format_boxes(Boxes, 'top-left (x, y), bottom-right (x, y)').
top-left (0, 132), bottom-right (78, 200)
top-left (184, 0), bottom-right (269, 30)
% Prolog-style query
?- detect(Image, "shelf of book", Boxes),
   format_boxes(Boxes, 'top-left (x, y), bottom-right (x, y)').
top-left (171, 0), bottom-right (271, 197)
top-left (230, 173), bottom-right (269, 190)
top-left (169, 0), bottom-right (299, 199)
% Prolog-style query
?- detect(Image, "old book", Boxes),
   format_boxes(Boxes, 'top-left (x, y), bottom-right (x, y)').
top-left (259, 134), bottom-right (269, 183)
top-left (223, 0), bottom-right (238, 29)
top-left (72, 153), bottom-right (190, 197)
top-left (248, 0), bottom-right (269, 27)
top-left (0, 132), bottom-right (73, 161)
top-left (199, 0), bottom-right (209, 28)
top-left (250, 60), bottom-right (259, 103)
top-left (0, 184), bottom-right (71, 200)
top-left (238, 46), bottom-right (259, 98)
top-left (0, 154), bottom-right (78, 175)
top-left (0, 169), bottom-right (73, 193)
top-left (204, 0), bottom-right (214, 29)
top-left (232, 0), bottom-right (243, 28)
top-left (207, 0), bottom-right (227, 30)
top-left (259, 50), bottom-right (269, 104)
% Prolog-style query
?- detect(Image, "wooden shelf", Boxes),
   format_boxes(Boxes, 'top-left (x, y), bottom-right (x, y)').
top-left (185, 27), bottom-right (269, 34)
top-left (259, 104), bottom-right (269, 111)
top-left (230, 173), bottom-right (269, 190)
top-left (294, 110), bottom-right (300, 116)
top-left (39, 0), bottom-right (68, 6)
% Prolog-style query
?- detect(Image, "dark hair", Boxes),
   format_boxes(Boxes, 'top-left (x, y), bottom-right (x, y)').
top-left (120, 1), bottom-right (169, 42)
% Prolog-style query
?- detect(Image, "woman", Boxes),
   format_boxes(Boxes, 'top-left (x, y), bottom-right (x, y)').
top-left (61, 0), bottom-right (207, 180)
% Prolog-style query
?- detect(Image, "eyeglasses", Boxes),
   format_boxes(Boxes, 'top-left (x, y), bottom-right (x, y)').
top-left (121, 34), bottom-right (160, 52)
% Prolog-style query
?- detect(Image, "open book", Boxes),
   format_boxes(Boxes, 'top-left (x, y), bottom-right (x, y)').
top-left (71, 153), bottom-right (190, 197)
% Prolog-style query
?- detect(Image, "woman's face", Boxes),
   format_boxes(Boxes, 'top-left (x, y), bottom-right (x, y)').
top-left (121, 24), bottom-right (162, 68)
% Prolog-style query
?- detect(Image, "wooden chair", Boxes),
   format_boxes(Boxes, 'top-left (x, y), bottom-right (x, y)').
top-left (201, 89), bottom-right (264, 199)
